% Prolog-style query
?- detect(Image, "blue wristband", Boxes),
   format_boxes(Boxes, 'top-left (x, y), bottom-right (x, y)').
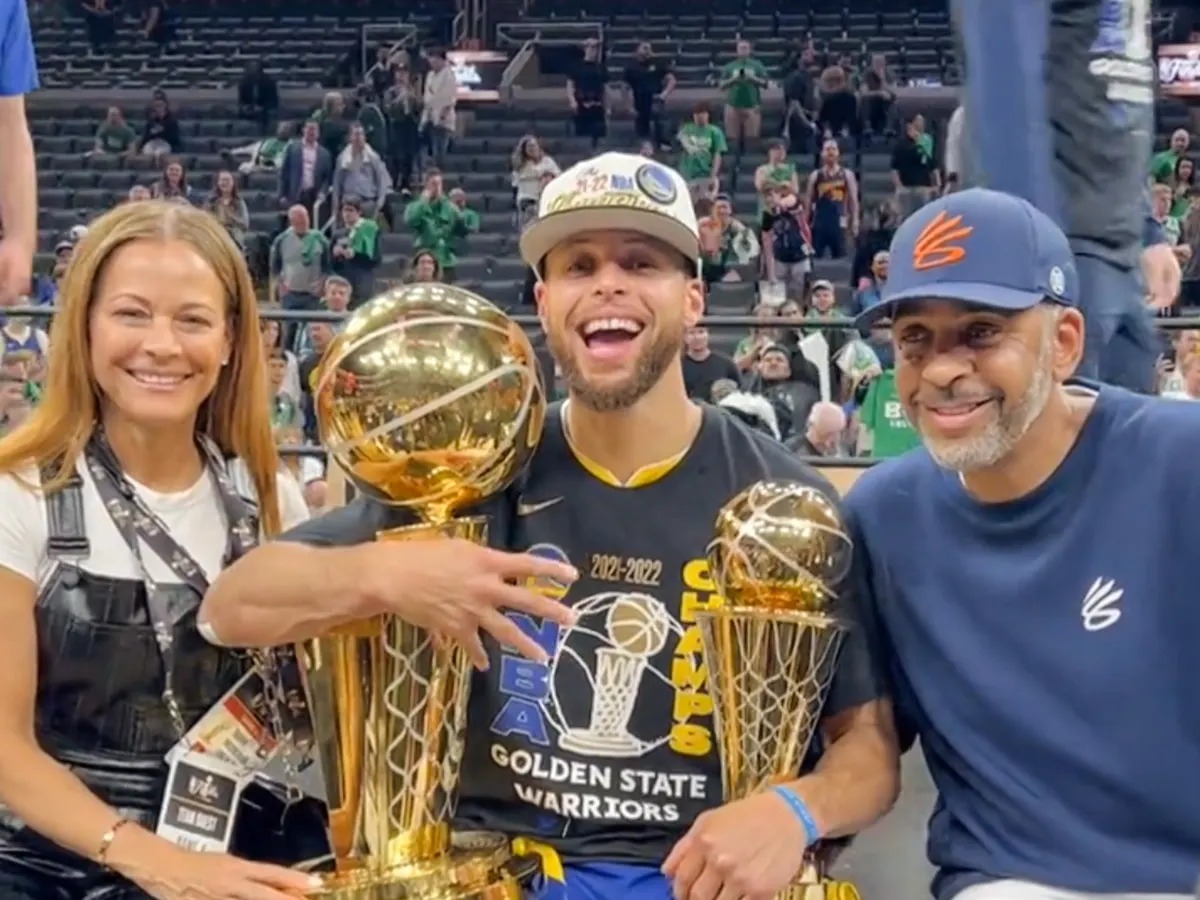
top-left (771, 785), bottom-right (821, 846)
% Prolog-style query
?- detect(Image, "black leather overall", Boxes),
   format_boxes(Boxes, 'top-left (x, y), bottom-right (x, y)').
top-left (0, 473), bottom-right (327, 899)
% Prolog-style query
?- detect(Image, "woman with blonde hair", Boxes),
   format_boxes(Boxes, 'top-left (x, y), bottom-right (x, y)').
top-left (0, 200), bottom-right (316, 899)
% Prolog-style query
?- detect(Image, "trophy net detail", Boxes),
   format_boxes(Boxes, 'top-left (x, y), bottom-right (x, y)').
top-left (698, 611), bottom-right (844, 799)
top-left (370, 615), bottom-right (473, 866)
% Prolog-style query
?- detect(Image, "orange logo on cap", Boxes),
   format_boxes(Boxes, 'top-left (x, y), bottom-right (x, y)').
top-left (912, 210), bottom-right (974, 271)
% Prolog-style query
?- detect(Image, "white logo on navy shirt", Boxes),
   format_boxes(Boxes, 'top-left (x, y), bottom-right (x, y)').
top-left (1081, 577), bottom-right (1124, 631)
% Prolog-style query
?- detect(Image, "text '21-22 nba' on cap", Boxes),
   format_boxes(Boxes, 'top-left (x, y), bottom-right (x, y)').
top-left (519, 152), bottom-right (701, 273)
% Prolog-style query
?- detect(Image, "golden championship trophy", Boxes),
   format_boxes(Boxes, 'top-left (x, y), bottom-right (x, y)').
top-left (302, 283), bottom-right (546, 898)
top-left (698, 481), bottom-right (858, 900)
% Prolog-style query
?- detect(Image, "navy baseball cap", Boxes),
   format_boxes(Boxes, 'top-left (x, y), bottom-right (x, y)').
top-left (856, 188), bottom-right (1078, 328)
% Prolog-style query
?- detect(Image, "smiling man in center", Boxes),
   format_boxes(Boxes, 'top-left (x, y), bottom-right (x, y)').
top-left (489, 151), bottom-right (900, 900)
top-left (201, 152), bottom-right (901, 900)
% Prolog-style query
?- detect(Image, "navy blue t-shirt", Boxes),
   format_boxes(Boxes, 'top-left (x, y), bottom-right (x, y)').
top-left (845, 385), bottom-right (1200, 897)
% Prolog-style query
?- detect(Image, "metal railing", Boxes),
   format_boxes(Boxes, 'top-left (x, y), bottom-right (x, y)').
top-left (7, 305), bottom-right (1198, 470)
top-left (495, 20), bottom-right (604, 48)
top-left (360, 23), bottom-right (421, 82)
top-left (313, 189), bottom-right (338, 239)
top-left (455, 0), bottom-right (487, 47)
top-left (451, 11), bottom-right (467, 47)
top-left (499, 38), bottom-right (537, 94)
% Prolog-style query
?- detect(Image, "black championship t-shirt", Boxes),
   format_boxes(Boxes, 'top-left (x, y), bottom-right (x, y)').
top-left (280, 403), bottom-right (882, 865)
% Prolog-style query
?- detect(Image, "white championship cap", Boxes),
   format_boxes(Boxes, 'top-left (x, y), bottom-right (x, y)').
top-left (519, 151), bottom-right (700, 272)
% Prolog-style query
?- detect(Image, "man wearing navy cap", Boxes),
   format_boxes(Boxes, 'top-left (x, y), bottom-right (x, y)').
top-left (849, 188), bottom-right (1200, 899)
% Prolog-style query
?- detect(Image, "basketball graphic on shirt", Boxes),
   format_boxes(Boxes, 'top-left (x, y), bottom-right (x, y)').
top-left (547, 592), bottom-right (686, 758)
top-left (607, 593), bottom-right (672, 656)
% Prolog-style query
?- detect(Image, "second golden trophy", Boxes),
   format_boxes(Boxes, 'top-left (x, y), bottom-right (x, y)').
top-left (699, 481), bottom-right (858, 900)
top-left (304, 283), bottom-right (547, 898)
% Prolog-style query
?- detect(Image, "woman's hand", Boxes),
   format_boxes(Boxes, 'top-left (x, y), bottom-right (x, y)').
top-left (129, 846), bottom-right (319, 900)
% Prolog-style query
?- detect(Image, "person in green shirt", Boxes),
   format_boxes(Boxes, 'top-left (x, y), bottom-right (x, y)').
top-left (753, 139), bottom-right (798, 216)
top-left (332, 197), bottom-right (382, 305)
top-left (719, 39), bottom-right (770, 147)
top-left (447, 187), bottom-right (481, 258)
top-left (1152, 182), bottom-right (1184, 247)
top-left (1150, 129), bottom-right (1190, 184)
top-left (255, 121), bottom-right (292, 170)
top-left (1169, 156), bottom-right (1195, 219)
top-left (676, 104), bottom-right (727, 199)
top-left (858, 368), bottom-right (922, 458)
top-left (93, 107), bottom-right (136, 155)
top-left (267, 352), bottom-right (302, 430)
top-left (402, 170), bottom-right (476, 278)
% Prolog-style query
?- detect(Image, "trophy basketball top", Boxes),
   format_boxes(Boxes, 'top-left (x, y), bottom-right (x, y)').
top-left (706, 481), bottom-right (853, 615)
top-left (315, 283), bottom-right (547, 521)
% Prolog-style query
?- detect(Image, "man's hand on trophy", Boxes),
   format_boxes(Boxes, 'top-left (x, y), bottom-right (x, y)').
top-left (357, 539), bottom-right (579, 669)
top-left (662, 790), bottom-right (814, 900)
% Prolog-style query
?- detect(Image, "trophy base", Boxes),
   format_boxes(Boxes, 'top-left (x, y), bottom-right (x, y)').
top-left (304, 831), bottom-right (539, 900)
top-left (775, 882), bottom-right (860, 900)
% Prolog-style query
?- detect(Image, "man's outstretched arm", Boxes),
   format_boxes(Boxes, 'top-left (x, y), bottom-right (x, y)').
top-left (200, 501), bottom-right (578, 665)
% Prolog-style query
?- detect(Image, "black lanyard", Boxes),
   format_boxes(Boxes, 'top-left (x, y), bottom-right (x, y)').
top-left (85, 430), bottom-right (258, 739)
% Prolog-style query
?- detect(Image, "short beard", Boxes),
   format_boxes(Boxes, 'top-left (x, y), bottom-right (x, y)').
top-left (548, 321), bottom-right (683, 412)
top-left (922, 323), bottom-right (1056, 473)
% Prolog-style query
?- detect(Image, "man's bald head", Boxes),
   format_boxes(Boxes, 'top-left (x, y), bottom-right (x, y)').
top-left (806, 401), bottom-right (847, 454)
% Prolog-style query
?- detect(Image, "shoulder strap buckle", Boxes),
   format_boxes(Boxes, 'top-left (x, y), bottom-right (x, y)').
top-left (42, 467), bottom-right (90, 559)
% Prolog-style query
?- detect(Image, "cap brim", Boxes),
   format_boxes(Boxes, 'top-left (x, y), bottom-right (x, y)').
top-left (854, 281), bottom-right (1046, 329)
top-left (519, 207), bottom-right (701, 274)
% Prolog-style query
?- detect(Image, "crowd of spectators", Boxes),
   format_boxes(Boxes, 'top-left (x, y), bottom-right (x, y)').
top-left (549, 35), bottom-right (1200, 455)
top-left (4, 16), bottom-right (1198, 480)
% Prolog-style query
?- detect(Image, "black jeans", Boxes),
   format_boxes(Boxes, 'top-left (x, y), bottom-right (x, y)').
top-left (633, 98), bottom-right (668, 147)
top-left (574, 103), bottom-right (607, 149)
top-left (388, 116), bottom-right (421, 192)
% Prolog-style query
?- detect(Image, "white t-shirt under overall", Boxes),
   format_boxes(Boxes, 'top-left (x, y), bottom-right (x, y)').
top-left (0, 458), bottom-right (309, 588)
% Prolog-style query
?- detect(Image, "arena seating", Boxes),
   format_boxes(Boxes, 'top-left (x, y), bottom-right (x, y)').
top-left (26, 1), bottom-right (1196, 323)
top-left (28, 7), bottom-right (936, 311)
top-left (34, 1), bottom-right (447, 89)
top-left (566, 6), bottom-right (956, 87)
top-left (29, 98), bottom-right (902, 314)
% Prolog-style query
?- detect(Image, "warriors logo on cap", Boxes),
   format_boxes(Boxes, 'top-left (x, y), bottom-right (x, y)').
top-left (634, 163), bottom-right (678, 206)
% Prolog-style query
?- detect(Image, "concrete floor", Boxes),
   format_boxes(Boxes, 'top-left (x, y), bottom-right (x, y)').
top-left (832, 751), bottom-right (937, 898)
